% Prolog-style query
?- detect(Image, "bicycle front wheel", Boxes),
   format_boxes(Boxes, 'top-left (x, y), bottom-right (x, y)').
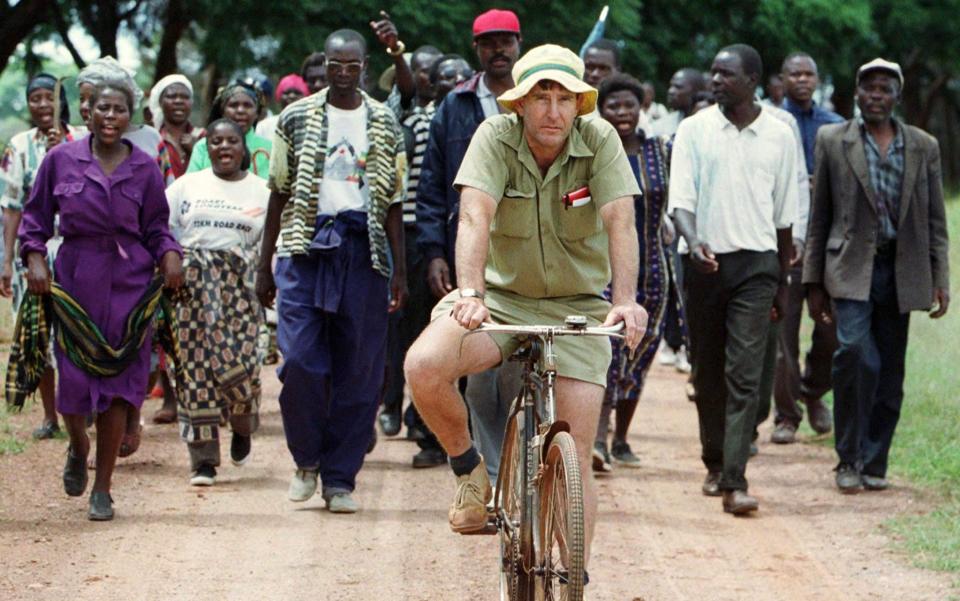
top-left (536, 431), bottom-right (585, 601)
top-left (498, 410), bottom-right (525, 601)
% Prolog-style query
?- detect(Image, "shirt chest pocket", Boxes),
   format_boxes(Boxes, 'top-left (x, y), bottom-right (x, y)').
top-left (558, 180), bottom-right (601, 241)
top-left (53, 182), bottom-right (85, 196)
top-left (492, 187), bottom-right (536, 239)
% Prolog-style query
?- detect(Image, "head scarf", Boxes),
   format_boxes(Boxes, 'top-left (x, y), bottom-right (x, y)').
top-left (275, 74), bottom-right (309, 102)
top-left (148, 74), bottom-right (193, 130)
top-left (207, 81), bottom-right (262, 127)
top-left (76, 56), bottom-right (144, 109)
top-left (26, 73), bottom-right (71, 125)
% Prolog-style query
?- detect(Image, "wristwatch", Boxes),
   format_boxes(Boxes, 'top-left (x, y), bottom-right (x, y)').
top-left (460, 288), bottom-right (485, 300)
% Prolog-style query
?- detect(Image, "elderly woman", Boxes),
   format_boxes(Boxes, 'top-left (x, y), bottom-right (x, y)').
top-left (0, 73), bottom-right (79, 440)
top-left (256, 74), bottom-right (309, 139)
top-left (19, 76), bottom-right (183, 520)
top-left (593, 74), bottom-right (671, 471)
top-left (188, 82), bottom-right (271, 179)
top-left (76, 57), bottom-right (163, 158)
top-left (150, 74), bottom-right (204, 185)
top-left (165, 119), bottom-right (269, 486)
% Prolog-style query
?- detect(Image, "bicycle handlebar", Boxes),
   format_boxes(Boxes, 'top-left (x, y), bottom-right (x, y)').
top-left (473, 321), bottom-right (625, 339)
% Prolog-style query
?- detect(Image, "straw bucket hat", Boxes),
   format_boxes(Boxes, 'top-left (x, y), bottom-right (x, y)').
top-left (497, 44), bottom-right (597, 116)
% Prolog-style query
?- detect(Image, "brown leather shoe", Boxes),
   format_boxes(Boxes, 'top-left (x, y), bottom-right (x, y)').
top-left (701, 471), bottom-right (722, 497)
top-left (804, 397), bottom-right (833, 434)
top-left (722, 490), bottom-right (759, 515)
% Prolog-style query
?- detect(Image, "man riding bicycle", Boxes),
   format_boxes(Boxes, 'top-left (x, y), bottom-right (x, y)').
top-left (405, 44), bottom-right (647, 569)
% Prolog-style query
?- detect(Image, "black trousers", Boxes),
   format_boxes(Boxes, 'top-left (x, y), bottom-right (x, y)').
top-left (383, 225), bottom-right (441, 451)
top-left (685, 251), bottom-right (779, 491)
top-left (772, 262), bottom-right (837, 425)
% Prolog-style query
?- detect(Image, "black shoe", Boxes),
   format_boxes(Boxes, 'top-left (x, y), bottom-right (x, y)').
top-left (412, 447), bottom-right (447, 469)
top-left (230, 433), bottom-right (252, 466)
top-left (835, 463), bottom-right (862, 494)
top-left (405, 423), bottom-right (426, 441)
top-left (63, 447), bottom-right (89, 497)
top-left (702, 471), bottom-right (722, 496)
top-left (88, 491), bottom-right (114, 521)
top-left (32, 420), bottom-right (60, 440)
top-left (190, 464), bottom-right (217, 486)
top-left (367, 427), bottom-right (377, 454)
top-left (378, 412), bottom-right (401, 436)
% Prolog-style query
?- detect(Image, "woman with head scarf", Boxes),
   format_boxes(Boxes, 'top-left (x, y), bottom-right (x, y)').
top-left (255, 74), bottom-right (309, 139)
top-left (166, 118), bottom-right (270, 486)
top-left (0, 73), bottom-right (80, 441)
top-left (76, 57), bottom-right (163, 159)
top-left (19, 75), bottom-right (183, 520)
top-left (150, 74), bottom-right (204, 186)
top-left (187, 82), bottom-right (271, 179)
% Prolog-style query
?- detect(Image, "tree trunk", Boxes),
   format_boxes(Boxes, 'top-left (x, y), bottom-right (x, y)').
top-left (153, 0), bottom-right (190, 83)
top-left (94, 0), bottom-right (121, 58)
top-left (0, 0), bottom-right (54, 76)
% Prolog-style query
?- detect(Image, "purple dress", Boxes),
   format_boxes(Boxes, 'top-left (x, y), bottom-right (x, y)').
top-left (19, 138), bottom-right (181, 416)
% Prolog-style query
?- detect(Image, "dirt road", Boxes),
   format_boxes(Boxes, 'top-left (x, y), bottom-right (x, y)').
top-left (0, 364), bottom-right (954, 600)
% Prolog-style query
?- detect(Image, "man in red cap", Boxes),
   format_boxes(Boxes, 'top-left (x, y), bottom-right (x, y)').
top-left (415, 8), bottom-right (523, 485)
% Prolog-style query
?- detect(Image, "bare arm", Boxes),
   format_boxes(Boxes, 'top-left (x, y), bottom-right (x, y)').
top-left (450, 186), bottom-right (496, 329)
top-left (600, 196), bottom-right (647, 350)
top-left (254, 190), bottom-right (290, 308)
top-left (1, 208), bottom-right (22, 296)
top-left (673, 207), bottom-right (718, 273)
top-left (385, 203), bottom-right (407, 313)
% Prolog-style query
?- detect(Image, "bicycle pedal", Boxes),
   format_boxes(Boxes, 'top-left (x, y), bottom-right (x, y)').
top-left (459, 519), bottom-right (498, 536)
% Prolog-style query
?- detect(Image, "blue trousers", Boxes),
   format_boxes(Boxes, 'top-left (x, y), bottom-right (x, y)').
top-left (832, 255), bottom-right (910, 477)
top-left (275, 212), bottom-right (389, 493)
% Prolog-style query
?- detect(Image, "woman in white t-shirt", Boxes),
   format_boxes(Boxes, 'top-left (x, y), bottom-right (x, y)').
top-left (166, 119), bottom-right (270, 486)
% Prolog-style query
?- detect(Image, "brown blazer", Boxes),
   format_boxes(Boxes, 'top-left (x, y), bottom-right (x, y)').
top-left (803, 119), bottom-right (950, 312)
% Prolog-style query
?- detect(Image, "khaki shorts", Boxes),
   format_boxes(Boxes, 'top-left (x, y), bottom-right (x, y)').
top-left (431, 288), bottom-right (612, 387)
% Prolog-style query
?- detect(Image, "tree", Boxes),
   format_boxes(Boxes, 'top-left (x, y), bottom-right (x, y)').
top-left (0, 0), bottom-right (54, 75)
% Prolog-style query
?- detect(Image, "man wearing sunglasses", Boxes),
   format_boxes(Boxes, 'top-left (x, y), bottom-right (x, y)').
top-left (256, 28), bottom-right (408, 514)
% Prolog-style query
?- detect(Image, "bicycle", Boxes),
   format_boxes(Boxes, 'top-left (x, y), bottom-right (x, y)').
top-left (464, 316), bottom-right (624, 601)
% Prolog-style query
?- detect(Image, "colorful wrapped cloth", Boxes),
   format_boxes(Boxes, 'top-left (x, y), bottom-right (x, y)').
top-left (174, 248), bottom-right (263, 463)
top-left (5, 275), bottom-right (186, 410)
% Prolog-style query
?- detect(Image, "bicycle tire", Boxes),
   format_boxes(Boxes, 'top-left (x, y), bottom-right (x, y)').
top-left (536, 431), bottom-right (585, 601)
top-left (498, 410), bottom-right (525, 601)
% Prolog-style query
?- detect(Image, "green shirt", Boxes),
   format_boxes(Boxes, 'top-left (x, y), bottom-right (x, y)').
top-left (454, 114), bottom-right (640, 299)
top-left (187, 129), bottom-right (272, 180)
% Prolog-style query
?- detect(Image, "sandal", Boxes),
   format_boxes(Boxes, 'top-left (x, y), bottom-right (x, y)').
top-left (118, 425), bottom-right (143, 458)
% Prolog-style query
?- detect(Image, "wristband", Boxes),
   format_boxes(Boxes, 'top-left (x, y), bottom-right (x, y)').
top-left (387, 40), bottom-right (406, 57)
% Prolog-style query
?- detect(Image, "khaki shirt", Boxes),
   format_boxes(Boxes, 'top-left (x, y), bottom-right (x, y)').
top-left (454, 114), bottom-right (639, 299)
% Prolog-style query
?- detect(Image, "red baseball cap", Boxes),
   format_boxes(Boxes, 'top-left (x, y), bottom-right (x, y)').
top-left (473, 9), bottom-right (521, 39)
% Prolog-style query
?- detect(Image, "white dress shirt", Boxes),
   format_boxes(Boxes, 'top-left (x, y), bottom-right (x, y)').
top-left (761, 103), bottom-right (810, 242)
top-left (668, 104), bottom-right (798, 254)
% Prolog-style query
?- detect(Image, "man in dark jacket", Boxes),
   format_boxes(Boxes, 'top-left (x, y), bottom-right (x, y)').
top-left (415, 8), bottom-right (522, 482)
top-left (804, 58), bottom-right (950, 494)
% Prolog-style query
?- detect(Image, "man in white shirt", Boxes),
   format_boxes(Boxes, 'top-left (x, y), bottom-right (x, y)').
top-left (668, 44), bottom-right (798, 515)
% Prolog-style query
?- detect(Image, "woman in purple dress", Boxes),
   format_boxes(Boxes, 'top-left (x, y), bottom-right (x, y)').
top-left (19, 78), bottom-right (183, 521)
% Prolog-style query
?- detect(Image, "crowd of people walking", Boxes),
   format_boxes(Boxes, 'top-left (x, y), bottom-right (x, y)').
top-left (0, 9), bottom-right (949, 581)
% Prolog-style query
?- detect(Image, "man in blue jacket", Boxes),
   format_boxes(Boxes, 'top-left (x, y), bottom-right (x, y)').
top-left (415, 8), bottom-right (521, 481)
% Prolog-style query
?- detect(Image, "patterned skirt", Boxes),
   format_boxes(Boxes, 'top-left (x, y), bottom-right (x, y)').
top-left (174, 248), bottom-right (263, 445)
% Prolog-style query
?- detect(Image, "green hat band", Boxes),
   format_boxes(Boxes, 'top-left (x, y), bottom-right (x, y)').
top-left (517, 63), bottom-right (580, 84)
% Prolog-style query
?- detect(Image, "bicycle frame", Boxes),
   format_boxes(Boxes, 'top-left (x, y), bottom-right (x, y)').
top-left (467, 320), bottom-right (623, 597)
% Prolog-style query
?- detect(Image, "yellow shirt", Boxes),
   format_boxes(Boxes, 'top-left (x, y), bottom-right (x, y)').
top-left (453, 114), bottom-right (640, 299)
